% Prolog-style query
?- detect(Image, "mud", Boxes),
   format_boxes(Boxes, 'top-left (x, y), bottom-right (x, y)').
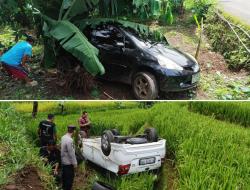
top-left (4, 166), bottom-right (44, 190)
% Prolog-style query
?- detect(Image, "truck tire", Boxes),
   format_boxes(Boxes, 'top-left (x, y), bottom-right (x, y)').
top-left (101, 130), bottom-right (114, 156)
top-left (144, 128), bottom-right (158, 142)
top-left (126, 137), bottom-right (148, 144)
top-left (92, 181), bottom-right (115, 190)
top-left (111, 129), bottom-right (120, 136)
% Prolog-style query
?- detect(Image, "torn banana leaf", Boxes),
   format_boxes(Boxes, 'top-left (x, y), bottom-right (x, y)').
top-left (43, 15), bottom-right (105, 76)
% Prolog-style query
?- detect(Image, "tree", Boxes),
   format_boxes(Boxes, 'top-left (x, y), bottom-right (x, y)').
top-left (32, 101), bottom-right (38, 118)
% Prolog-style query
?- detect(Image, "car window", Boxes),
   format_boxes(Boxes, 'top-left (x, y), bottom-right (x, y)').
top-left (91, 25), bottom-right (125, 47)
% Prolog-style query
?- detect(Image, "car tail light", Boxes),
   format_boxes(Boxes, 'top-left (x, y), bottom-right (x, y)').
top-left (118, 164), bottom-right (131, 175)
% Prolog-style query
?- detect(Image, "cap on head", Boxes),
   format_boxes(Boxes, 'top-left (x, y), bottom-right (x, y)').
top-left (68, 125), bottom-right (76, 133)
top-left (48, 114), bottom-right (54, 120)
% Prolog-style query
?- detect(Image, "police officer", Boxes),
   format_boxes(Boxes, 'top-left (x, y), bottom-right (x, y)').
top-left (38, 114), bottom-right (57, 147)
top-left (61, 125), bottom-right (77, 190)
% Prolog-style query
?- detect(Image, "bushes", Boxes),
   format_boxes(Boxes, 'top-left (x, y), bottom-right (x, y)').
top-left (205, 10), bottom-right (250, 71)
top-left (189, 102), bottom-right (250, 127)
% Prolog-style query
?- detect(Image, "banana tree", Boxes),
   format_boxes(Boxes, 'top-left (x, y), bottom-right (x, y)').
top-left (32, 0), bottom-right (105, 76)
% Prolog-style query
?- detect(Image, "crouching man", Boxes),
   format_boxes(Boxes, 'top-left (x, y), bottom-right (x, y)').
top-left (61, 125), bottom-right (78, 190)
top-left (0, 35), bottom-right (37, 86)
top-left (40, 140), bottom-right (61, 181)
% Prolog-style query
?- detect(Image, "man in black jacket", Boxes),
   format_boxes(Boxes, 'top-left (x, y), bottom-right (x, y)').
top-left (38, 114), bottom-right (57, 147)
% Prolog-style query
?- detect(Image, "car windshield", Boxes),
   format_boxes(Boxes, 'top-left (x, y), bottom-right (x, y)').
top-left (122, 27), bottom-right (166, 49)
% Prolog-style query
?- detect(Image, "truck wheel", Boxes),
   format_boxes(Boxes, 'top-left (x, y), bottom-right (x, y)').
top-left (144, 128), bottom-right (158, 142)
top-left (132, 72), bottom-right (158, 100)
top-left (111, 129), bottom-right (120, 136)
top-left (92, 181), bottom-right (115, 190)
top-left (101, 130), bottom-right (114, 156)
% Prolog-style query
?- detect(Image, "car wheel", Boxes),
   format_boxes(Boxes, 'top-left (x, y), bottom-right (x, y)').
top-left (101, 130), bottom-right (114, 156)
top-left (132, 72), bottom-right (158, 100)
top-left (111, 129), bottom-right (120, 136)
top-left (92, 181), bottom-right (115, 190)
top-left (126, 137), bottom-right (148, 144)
top-left (144, 128), bottom-right (158, 142)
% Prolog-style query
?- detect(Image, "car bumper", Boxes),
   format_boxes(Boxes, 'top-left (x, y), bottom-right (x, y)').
top-left (158, 72), bottom-right (200, 92)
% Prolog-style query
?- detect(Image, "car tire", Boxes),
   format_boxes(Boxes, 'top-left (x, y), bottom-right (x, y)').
top-left (111, 129), bottom-right (120, 136)
top-left (132, 72), bottom-right (158, 100)
top-left (126, 137), bottom-right (148, 144)
top-left (101, 130), bottom-right (114, 156)
top-left (92, 181), bottom-right (115, 190)
top-left (144, 128), bottom-right (158, 142)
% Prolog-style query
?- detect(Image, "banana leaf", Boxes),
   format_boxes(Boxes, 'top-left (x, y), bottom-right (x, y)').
top-left (59, 0), bottom-right (99, 20)
top-left (42, 15), bottom-right (105, 76)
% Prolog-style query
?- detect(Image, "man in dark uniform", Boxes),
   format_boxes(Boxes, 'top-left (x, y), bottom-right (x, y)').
top-left (40, 140), bottom-right (61, 181)
top-left (38, 114), bottom-right (57, 147)
top-left (61, 125), bottom-right (77, 190)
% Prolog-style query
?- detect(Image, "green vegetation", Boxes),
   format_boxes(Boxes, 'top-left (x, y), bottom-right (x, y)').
top-left (205, 10), bottom-right (250, 71)
top-left (0, 103), bottom-right (56, 189)
top-left (189, 101), bottom-right (250, 127)
top-left (1, 102), bottom-right (249, 190)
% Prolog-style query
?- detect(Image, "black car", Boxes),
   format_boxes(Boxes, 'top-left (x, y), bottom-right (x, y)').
top-left (84, 23), bottom-right (200, 100)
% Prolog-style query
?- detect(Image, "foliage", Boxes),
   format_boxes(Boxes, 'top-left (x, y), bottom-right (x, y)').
top-left (185, 0), bottom-right (216, 19)
top-left (189, 102), bottom-right (250, 127)
top-left (0, 103), bottom-right (56, 189)
top-left (0, 0), bottom-right (34, 27)
top-left (205, 9), bottom-right (250, 71)
top-left (42, 15), bottom-right (105, 75)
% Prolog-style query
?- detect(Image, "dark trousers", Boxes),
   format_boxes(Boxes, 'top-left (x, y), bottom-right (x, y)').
top-left (40, 138), bottom-right (49, 147)
top-left (62, 165), bottom-right (74, 190)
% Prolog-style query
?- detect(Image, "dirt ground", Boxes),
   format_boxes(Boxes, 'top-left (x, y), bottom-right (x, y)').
top-left (4, 166), bottom-right (44, 190)
top-left (0, 24), bottom-right (248, 100)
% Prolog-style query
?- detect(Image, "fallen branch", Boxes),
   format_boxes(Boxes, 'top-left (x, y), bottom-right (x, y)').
top-left (103, 91), bottom-right (115, 100)
top-left (215, 10), bottom-right (250, 54)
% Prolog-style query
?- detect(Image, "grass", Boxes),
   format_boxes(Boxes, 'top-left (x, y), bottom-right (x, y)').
top-left (189, 102), bottom-right (250, 127)
top-left (0, 103), bottom-right (56, 189)
top-left (3, 102), bottom-right (250, 190)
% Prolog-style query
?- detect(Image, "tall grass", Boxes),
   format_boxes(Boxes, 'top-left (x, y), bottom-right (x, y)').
top-left (0, 103), bottom-right (56, 189)
top-left (189, 102), bottom-right (250, 127)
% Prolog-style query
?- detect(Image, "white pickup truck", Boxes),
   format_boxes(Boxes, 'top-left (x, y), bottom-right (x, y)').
top-left (81, 128), bottom-right (166, 175)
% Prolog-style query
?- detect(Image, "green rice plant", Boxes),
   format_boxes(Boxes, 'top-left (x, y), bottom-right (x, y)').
top-left (189, 102), bottom-right (250, 127)
top-left (13, 101), bottom-right (139, 114)
top-left (0, 103), bottom-right (57, 189)
top-left (151, 103), bottom-right (250, 190)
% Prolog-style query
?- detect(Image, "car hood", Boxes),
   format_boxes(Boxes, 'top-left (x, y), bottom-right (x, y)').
top-left (144, 44), bottom-right (196, 67)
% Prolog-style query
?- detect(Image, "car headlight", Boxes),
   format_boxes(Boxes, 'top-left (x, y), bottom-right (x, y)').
top-left (185, 53), bottom-right (198, 64)
top-left (157, 55), bottom-right (184, 71)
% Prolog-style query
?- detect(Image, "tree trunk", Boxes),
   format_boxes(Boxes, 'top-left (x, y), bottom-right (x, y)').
top-left (32, 101), bottom-right (38, 118)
